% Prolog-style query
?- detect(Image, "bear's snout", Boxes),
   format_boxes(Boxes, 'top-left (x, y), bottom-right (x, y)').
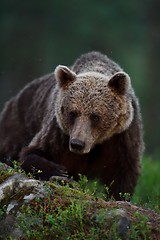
top-left (70, 139), bottom-right (85, 153)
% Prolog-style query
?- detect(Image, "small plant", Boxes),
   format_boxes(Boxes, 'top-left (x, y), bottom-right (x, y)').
top-left (12, 160), bottom-right (25, 174)
top-left (130, 211), bottom-right (151, 239)
top-left (78, 174), bottom-right (89, 193)
top-left (18, 197), bottom-right (87, 239)
top-left (0, 205), bottom-right (6, 218)
top-left (78, 174), bottom-right (108, 199)
top-left (119, 192), bottom-right (131, 201)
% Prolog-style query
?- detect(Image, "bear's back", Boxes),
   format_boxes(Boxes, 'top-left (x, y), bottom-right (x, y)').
top-left (72, 52), bottom-right (122, 76)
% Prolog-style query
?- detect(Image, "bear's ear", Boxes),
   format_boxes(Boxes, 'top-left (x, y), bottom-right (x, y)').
top-left (108, 72), bottom-right (131, 95)
top-left (54, 65), bottom-right (76, 88)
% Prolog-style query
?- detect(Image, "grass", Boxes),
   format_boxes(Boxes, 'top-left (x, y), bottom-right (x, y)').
top-left (0, 157), bottom-right (160, 239)
top-left (132, 156), bottom-right (160, 212)
top-left (15, 159), bottom-right (160, 240)
top-left (78, 156), bottom-right (160, 212)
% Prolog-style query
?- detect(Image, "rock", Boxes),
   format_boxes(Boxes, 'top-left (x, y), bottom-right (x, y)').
top-left (0, 162), bottom-right (160, 239)
top-left (117, 216), bottom-right (131, 239)
top-left (0, 163), bottom-right (48, 239)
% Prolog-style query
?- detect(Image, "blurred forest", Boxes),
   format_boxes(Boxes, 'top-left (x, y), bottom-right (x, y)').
top-left (0, 0), bottom-right (160, 157)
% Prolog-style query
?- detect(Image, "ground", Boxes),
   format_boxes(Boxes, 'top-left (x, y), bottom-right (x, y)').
top-left (0, 162), bottom-right (159, 239)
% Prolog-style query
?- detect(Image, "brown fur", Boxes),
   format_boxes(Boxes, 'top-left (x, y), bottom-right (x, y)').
top-left (0, 52), bottom-right (144, 200)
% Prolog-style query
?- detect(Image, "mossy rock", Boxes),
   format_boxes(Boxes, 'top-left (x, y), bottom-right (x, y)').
top-left (0, 162), bottom-right (159, 239)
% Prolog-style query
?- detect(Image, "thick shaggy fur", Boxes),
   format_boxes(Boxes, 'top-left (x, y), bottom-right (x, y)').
top-left (0, 52), bottom-right (144, 200)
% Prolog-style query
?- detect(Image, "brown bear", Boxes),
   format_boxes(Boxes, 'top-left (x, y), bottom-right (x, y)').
top-left (0, 52), bottom-right (144, 200)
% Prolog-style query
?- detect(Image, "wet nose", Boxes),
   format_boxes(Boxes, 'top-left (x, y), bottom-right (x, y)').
top-left (70, 139), bottom-right (85, 151)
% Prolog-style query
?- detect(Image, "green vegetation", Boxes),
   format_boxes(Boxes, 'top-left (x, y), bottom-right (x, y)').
top-left (17, 157), bottom-right (160, 239)
top-left (129, 212), bottom-right (151, 240)
top-left (77, 157), bottom-right (160, 212)
top-left (132, 157), bottom-right (160, 212)
top-left (3, 156), bottom-right (160, 211)
top-left (0, 157), bottom-right (159, 239)
top-left (17, 177), bottom-right (157, 240)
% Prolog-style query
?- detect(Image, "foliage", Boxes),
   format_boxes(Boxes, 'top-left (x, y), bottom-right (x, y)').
top-left (132, 157), bottom-right (160, 212)
top-left (78, 157), bottom-right (160, 212)
top-left (16, 179), bottom-right (157, 240)
top-left (19, 158), bottom-right (160, 238)
top-left (0, 158), bottom-right (160, 239)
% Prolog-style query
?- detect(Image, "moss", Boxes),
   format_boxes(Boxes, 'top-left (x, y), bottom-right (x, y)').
top-left (15, 180), bottom-right (160, 240)
top-left (0, 162), bottom-right (15, 183)
top-left (0, 165), bottom-right (159, 239)
top-left (0, 171), bottom-right (13, 184)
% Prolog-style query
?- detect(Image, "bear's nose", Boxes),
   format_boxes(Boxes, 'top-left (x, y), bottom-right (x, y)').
top-left (70, 139), bottom-right (85, 151)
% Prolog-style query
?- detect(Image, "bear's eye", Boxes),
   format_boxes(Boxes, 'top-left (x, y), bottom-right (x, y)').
top-left (69, 111), bottom-right (78, 125)
top-left (90, 113), bottom-right (100, 127)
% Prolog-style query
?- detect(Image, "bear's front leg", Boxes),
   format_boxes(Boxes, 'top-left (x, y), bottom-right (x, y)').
top-left (108, 174), bottom-right (138, 201)
top-left (19, 147), bottom-right (68, 180)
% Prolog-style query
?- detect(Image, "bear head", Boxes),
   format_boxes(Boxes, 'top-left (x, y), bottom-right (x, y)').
top-left (54, 65), bottom-right (133, 154)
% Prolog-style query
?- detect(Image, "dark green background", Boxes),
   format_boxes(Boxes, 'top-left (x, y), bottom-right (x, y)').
top-left (1, 0), bottom-right (160, 157)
